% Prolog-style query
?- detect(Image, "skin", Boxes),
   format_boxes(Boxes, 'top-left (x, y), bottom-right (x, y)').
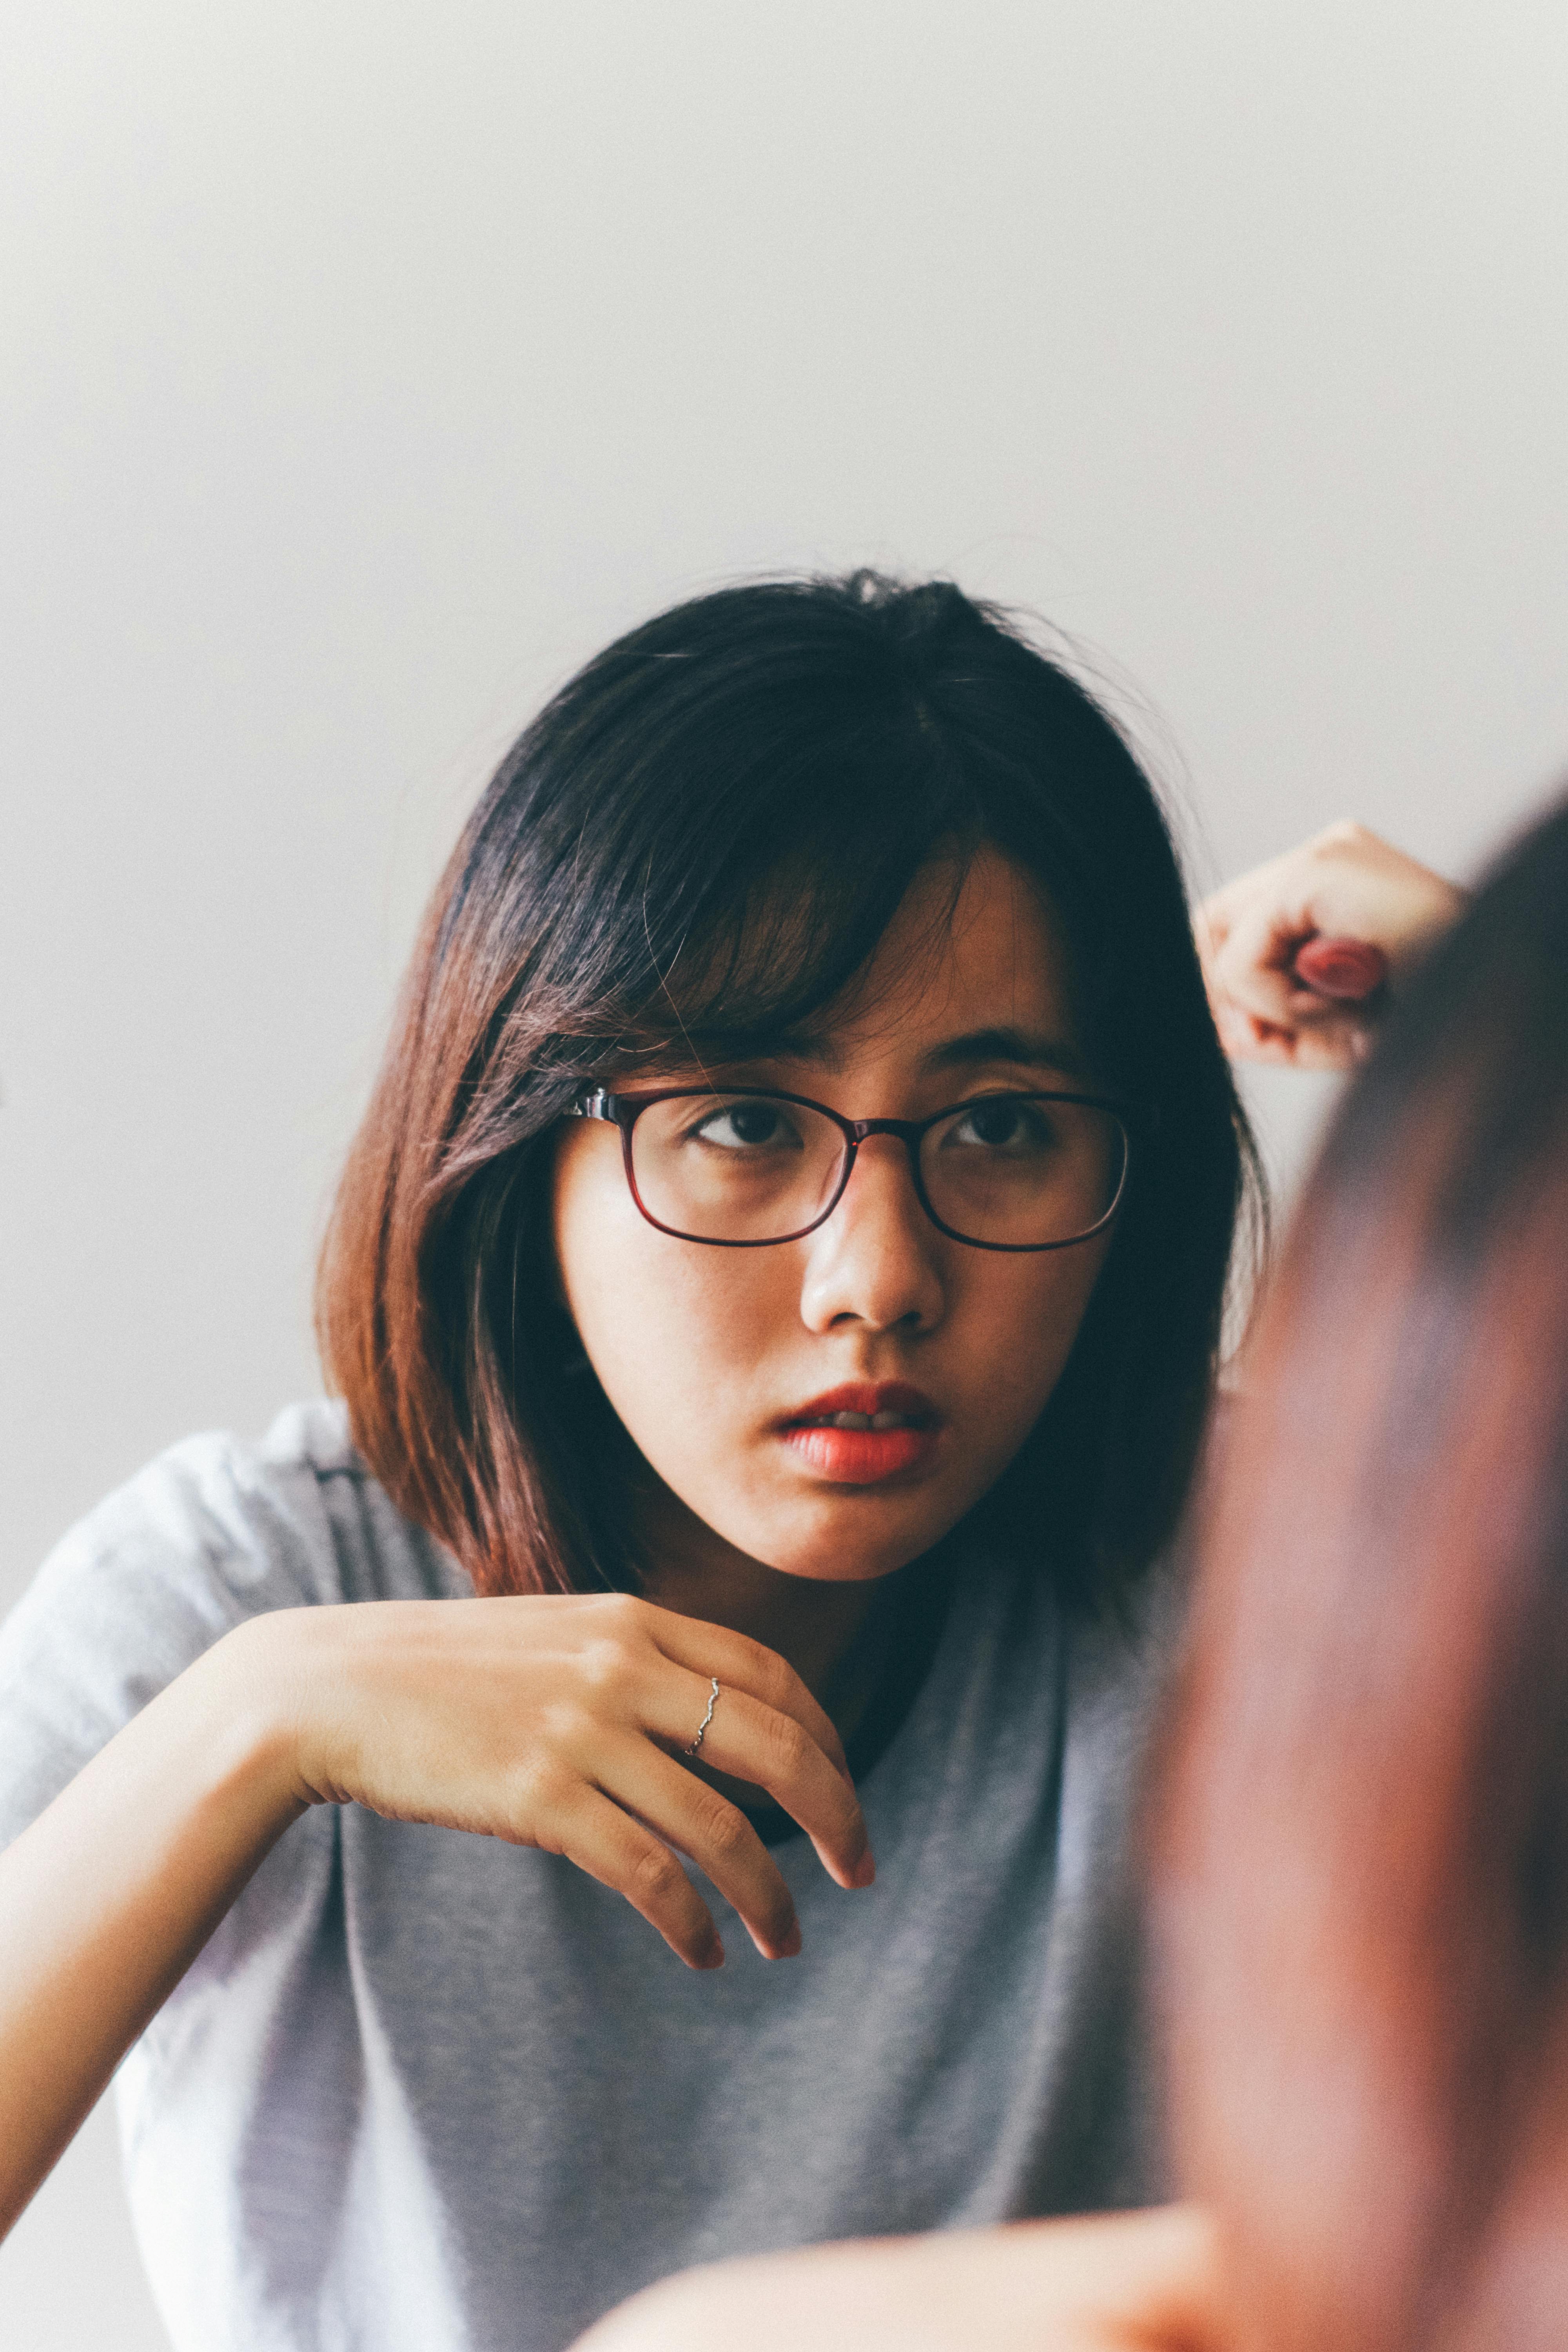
top-left (571, 2204), bottom-right (1232, 2352)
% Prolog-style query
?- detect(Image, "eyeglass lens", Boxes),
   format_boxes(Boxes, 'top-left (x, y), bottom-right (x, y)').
top-left (627, 1093), bottom-right (1126, 1247)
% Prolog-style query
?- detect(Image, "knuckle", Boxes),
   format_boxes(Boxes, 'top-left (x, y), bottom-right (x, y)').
top-left (760, 1646), bottom-right (806, 1710)
top-left (539, 1698), bottom-right (601, 1756)
top-left (698, 1797), bottom-right (753, 1864)
top-left (627, 1841), bottom-right (685, 1911)
top-left (763, 1711), bottom-right (813, 1780)
top-left (578, 1639), bottom-right (638, 1705)
top-left (503, 1754), bottom-right (576, 1842)
top-left (731, 1628), bottom-right (787, 1692)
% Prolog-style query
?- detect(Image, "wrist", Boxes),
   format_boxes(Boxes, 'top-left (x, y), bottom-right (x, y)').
top-left (189, 1611), bottom-right (325, 1826)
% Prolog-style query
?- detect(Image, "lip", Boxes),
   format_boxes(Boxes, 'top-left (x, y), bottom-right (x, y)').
top-left (776, 1382), bottom-right (942, 1486)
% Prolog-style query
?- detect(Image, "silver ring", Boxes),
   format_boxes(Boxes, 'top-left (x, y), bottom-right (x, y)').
top-left (684, 1677), bottom-right (720, 1757)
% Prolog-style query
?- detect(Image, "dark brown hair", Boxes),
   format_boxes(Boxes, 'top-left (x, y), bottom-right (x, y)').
top-left (318, 572), bottom-right (1258, 1603)
top-left (1157, 795), bottom-right (1568, 2352)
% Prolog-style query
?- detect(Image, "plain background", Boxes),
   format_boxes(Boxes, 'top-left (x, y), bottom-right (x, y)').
top-left (3, 5), bottom-right (1567, 2343)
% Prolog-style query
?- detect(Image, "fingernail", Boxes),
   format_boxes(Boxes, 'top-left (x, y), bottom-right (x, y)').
top-left (697, 1935), bottom-right (725, 1971)
top-left (777, 1920), bottom-right (803, 1958)
top-left (852, 1850), bottom-right (877, 1889)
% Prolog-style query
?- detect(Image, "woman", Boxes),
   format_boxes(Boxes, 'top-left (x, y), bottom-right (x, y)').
top-left (578, 795), bottom-right (1568, 2352)
top-left (0, 570), bottom-right (1436, 2350)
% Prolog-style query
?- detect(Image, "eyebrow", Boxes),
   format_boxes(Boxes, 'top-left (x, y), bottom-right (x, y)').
top-left (919, 1025), bottom-right (1093, 1081)
top-left (709, 1023), bottom-right (1093, 1084)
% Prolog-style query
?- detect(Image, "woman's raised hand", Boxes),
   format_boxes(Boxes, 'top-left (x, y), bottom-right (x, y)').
top-left (263, 1592), bottom-right (874, 1968)
top-left (1197, 820), bottom-right (1465, 1068)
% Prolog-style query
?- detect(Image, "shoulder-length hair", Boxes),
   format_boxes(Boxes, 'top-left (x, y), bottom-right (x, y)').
top-left (318, 572), bottom-right (1258, 1606)
top-left (1157, 794), bottom-right (1568, 2352)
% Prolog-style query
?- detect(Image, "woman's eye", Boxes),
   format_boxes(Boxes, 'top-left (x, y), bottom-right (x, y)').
top-left (692, 1100), bottom-right (795, 1150)
top-left (948, 1098), bottom-right (1051, 1151)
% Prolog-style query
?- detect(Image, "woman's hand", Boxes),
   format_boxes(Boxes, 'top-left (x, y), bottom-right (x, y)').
top-left (270, 1591), bottom-right (873, 1968)
top-left (569, 2204), bottom-right (1230, 2352)
top-left (1197, 820), bottom-right (1465, 1068)
top-left (0, 1593), bottom-right (869, 2238)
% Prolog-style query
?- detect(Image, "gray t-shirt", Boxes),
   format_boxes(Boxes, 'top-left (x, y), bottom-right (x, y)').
top-left (0, 1400), bottom-right (1182, 2352)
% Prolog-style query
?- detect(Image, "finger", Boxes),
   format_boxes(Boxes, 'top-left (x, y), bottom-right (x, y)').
top-left (1209, 905), bottom-right (1327, 1027)
top-left (602, 1737), bottom-right (804, 1959)
top-left (552, 1784), bottom-right (726, 1971)
top-left (646, 1666), bottom-right (873, 1893)
top-left (1221, 1019), bottom-right (1306, 1068)
top-left (1279, 1015), bottom-right (1374, 1071)
top-left (1196, 873), bottom-right (1254, 941)
top-left (1212, 1004), bottom-right (1287, 1063)
top-left (647, 1612), bottom-right (852, 1783)
top-left (1218, 948), bottom-right (1364, 1033)
top-left (1211, 877), bottom-right (1400, 1027)
top-left (1217, 1002), bottom-right (1370, 1070)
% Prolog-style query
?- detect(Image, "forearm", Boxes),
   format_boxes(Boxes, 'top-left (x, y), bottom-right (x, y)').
top-left (0, 1615), bottom-right (306, 2236)
top-left (573, 2206), bottom-right (1229, 2352)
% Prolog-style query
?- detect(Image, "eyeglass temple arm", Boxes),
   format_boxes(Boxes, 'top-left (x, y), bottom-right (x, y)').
top-left (567, 1089), bottom-right (616, 1122)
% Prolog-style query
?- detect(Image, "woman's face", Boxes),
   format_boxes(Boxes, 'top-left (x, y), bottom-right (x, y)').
top-left (552, 848), bottom-right (1115, 1584)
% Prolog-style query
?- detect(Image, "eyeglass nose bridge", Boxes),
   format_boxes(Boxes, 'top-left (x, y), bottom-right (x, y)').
top-left (840, 1115), bottom-right (925, 1146)
top-left (819, 1115), bottom-right (931, 1224)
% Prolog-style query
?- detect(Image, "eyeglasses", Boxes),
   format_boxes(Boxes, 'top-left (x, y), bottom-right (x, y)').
top-left (567, 1086), bottom-right (1132, 1252)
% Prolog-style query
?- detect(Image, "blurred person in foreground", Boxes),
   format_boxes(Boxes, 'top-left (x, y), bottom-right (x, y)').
top-left (577, 793), bottom-right (1568, 2352)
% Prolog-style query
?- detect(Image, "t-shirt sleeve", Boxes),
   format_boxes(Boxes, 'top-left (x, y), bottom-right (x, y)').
top-left (0, 1410), bottom-right (375, 1851)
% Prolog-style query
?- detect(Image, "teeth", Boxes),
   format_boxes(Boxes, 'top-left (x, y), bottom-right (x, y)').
top-left (831, 1411), bottom-right (872, 1429)
top-left (870, 1411), bottom-right (909, 1430)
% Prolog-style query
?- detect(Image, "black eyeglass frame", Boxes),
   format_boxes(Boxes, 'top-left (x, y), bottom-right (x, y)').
top-left (567, 1085), bottom-right (1136, 1253)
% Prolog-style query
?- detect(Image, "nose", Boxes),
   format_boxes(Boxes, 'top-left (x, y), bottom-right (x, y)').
top-left (797, 1135), bottom-right (946, 1337)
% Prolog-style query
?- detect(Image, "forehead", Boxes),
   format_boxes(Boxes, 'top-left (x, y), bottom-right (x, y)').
top-left (818, 846), bottom-right (1076, 1053)
top-left (622, 843), bottom-right (1087, 1086)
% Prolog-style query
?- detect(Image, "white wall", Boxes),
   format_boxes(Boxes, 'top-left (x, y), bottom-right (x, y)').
top-left (3, 5), bottom-right (1566, 2342)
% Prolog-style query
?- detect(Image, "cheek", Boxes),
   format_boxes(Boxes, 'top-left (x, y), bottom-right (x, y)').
top-left (552, 1140), bottom-right (793, 1457)
top-left (957, 1243), bottom-right (1109, 1456)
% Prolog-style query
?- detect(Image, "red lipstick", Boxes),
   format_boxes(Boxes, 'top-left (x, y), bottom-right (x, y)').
top-left (777, 1382), bottom-right (941, 1485)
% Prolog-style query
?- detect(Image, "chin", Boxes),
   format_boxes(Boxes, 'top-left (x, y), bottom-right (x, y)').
top-left (769, 1551), bottom-right (914, 1584)
top-left (748, 1504), bottom-right (958, 1584)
